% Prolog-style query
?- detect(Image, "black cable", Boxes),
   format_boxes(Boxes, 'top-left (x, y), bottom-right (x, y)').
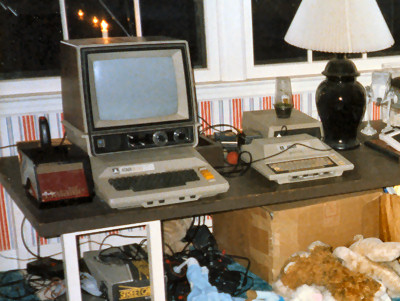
top-left (198, 115), bottom-right (241, 134)
top-left (98, 246), bottom-right (127, 263)
top-left (278, 125), bottom-right (288, 136)
top-left (217, 142), bottom-right (331, 178)
top-left (164, 243), bottom-right (176, 256)
top-left (201, 124), bottom-right (241, 135)
top-left (234, 274), bottom-right (254, 296)
top-left (228, 254), bottom-right (251, 289)
top-left (214, 151), bottom-right (253, 178)
top-left (132, 239), bottom-right (147, 260)
top-left (58, 131), bottom-right (67, 147)
top-left (249, 142), bottom-right (331, 164)
top-left (99, 233), bottom-right (146, 250)
top-left (179, 217), bottom-right (199, 253)
top-left (0, 240), bottom-right (113, 263)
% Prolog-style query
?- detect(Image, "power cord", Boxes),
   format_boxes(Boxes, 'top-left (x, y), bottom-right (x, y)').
top-left (214, 151), bottom-right (253, 178)
top-left (198, 115), bottom-right (241, 135)
top-left (249, 142), bottom-right (332, 164)
top-left (99, 233), bottom-right (147, 250)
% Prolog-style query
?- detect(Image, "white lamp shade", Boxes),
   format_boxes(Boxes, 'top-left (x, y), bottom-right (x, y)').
top-left (284, 0), bottom-right (394, 53)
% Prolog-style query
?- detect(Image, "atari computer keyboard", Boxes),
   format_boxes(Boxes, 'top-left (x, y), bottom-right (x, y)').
top-left (241, 134), bottom-right (354, 184)
top-left (108, 169), bottom-right (200, 192)
top-left (90, 146), bottom-right (229, 209)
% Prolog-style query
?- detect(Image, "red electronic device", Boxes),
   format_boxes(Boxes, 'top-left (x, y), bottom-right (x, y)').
top-left (17, 117), bottom-right (94, 208)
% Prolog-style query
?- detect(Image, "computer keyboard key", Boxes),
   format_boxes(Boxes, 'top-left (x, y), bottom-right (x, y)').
top-left (108, 169), bottom-right (200, 192)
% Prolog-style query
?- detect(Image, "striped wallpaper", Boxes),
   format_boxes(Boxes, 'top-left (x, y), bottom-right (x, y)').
top-left (0, 92), bottom-right (383, 269)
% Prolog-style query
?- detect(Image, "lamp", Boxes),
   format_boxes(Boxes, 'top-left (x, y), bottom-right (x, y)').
top-left (284, 0), bottom-right (394, 150)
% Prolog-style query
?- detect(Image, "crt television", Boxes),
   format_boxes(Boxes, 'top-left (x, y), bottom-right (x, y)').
top-left (60, 37), bottom-right (198, 156)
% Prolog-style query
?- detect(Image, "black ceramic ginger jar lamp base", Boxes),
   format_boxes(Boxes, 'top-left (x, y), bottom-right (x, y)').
top-left (316, 55), bottom-right (366, 150)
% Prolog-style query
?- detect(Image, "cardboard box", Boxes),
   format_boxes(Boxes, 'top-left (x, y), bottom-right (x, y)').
top-left (212, 189), bottom-right (382, 283)
top-left (380, 193), bottom-right (400, 242)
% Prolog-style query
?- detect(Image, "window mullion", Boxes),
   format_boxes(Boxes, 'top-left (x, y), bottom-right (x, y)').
top-left (216, 0), bottom-right (247, 81)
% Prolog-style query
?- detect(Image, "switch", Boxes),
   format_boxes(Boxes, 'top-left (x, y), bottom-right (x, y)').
top-left (199, 168), bottom-right (215, 181)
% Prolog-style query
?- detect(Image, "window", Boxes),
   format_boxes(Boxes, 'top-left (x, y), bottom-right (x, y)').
top-left (0, 0), bottom-right (63, 80)
top-left (248, 0), bottom-right (400, 79)
top-left (0, 0), bottom-right (211, 81)
top-left (369, 0), bottom-right (400, 57)
top-left (252, 0), bottom-right (305, 65)
top-left (65, 0), bottom-right (136, 39)
top-left (64, 0), bottom-right (207, 69)
top-left (139, 0), bottom-right (207, 69)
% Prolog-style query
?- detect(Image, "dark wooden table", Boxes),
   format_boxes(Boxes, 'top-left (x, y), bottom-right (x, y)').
top-left (1, 128), bottom-right (399, 238)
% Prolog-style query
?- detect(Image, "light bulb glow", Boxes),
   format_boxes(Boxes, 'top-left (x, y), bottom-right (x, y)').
top-left (77, 9), bottom-right (84, 19)
top-left (101, 20), bottom-right (109, 38)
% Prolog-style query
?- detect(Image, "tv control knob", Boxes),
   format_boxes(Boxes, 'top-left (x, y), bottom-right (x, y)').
top-left (153, 131), bottom-right (168, 146)
top-left (173, 128), bottom-right (188, 143)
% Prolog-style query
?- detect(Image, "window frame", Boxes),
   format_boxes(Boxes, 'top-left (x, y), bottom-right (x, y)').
top-left (243, 0), bottom-right (400, 80)
top-left (2, 0), bottom-right (400, 99)
top-left (0, 0), bottom-right (220, 98)
top-left (59, 0), bottom-right (220, 82)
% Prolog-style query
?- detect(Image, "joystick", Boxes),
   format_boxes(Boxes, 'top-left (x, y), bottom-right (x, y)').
top-left (39, 116), bottom-right (51, 150)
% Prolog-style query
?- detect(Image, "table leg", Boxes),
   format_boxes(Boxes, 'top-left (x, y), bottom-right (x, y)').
top-left (147, 220), bottom-right (166, 301)
top-left (61, 233), bottom-right (82, 301)
top-left (60, 220), bottom-right (165, 301)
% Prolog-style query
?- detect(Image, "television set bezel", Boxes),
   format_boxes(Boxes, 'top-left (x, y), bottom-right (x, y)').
top-left (80, 41), bottom-right (197, 136)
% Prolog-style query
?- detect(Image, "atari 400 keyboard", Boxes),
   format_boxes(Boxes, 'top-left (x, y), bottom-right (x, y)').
top-left (241, 134), bottom-right (354, 184)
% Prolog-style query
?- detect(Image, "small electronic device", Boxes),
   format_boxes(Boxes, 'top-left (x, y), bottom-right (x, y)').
top-left (241, 134), bottom-right (354, 184)
top-left (242, 109), bottom-right (323, 139)
top-left (17, 117), bottom-right (93, 208)
top-left (89, 146), bottom-right (229, 209)
top-left (379, 129), bottom-right (400, 151)
top-left (60, 37), bottom-right (229, 208)
top-left (83, 244), bottom-right (150, 301)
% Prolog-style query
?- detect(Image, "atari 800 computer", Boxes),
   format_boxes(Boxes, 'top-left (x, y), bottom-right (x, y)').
top-left (60, 37), bottom-right (229, 209)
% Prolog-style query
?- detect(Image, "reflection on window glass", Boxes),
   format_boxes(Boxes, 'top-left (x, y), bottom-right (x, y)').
top-left (252, 0), bottom-right (306, 65)
top-left (65, 0), bottom-right (136, 39)
top-left (66, 0), bottom-right (207, 68)
top-left (140, 0), bottom-right (206, 68)
top-left (369, 0), bottom-right (400, 57)
top-left (0, 0), bottom-right (206, 80)
top-left (0, 0), bottom-right (62, 80)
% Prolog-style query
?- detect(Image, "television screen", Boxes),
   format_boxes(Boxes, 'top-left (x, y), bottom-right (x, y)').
top-left (87, 49), bottom-right (190, 129)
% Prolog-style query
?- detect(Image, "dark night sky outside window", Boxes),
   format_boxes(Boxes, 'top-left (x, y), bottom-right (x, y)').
top-left (0, 0), bottom-right (206, 80)
top-left (2, 1), bottom-right (398, 80)
top-left (252, 0), bottom-right (399, 65)
top-left (252, 0), bottom-right (306, 65)
top-left (139, 0), bottom-right (206, 68)
top-left (0, 0), bottom-right (63, 80)
top-left (66, 0), bottom-right (136, 39)
top-left (369, 0), bottom-right (400, 57)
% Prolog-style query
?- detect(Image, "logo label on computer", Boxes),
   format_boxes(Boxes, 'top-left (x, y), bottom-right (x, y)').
top-left (112, 163), bottom-right (155, 175)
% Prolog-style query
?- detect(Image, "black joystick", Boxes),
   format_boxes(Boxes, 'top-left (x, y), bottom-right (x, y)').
top-left (39, 116), bottom-right (51, 150)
